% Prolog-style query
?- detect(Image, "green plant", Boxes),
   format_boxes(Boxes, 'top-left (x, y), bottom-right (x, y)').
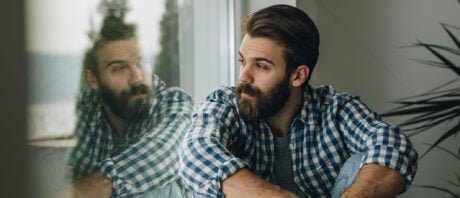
top-left (382, 12), bottom-right (460, 198)
top-left (382, 22), bottom-right (460, 157)
top-left (154, 0), bottom-right (179, 87)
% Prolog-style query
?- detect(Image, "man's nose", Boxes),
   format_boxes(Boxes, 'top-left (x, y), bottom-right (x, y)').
top-left (129, 65), bottom-right (145, 84)
top-left (239, 65), bottom-right (254, 84)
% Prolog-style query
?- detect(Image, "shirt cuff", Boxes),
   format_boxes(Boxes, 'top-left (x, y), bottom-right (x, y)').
top-left (199, 157), bottom-right (248, 197)
top-left (362, 145), bottom-right (418, 191)
top-left (99, 158), bottom-right (123, 197)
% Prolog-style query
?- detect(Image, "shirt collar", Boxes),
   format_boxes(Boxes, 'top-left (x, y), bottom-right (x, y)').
top-left (293, 84), bottom-right (316, 125)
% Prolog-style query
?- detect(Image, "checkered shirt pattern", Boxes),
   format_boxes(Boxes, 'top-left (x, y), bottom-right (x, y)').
top-left (69, 75), bottom-right (194, 197)
top-left (180, 85), bottom-right (418, 198)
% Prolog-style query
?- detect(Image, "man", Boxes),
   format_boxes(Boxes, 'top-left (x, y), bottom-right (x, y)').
top-left (68, 11), bottom-right (194, 198)
top-left (180, 4), bottom-right (418, 198)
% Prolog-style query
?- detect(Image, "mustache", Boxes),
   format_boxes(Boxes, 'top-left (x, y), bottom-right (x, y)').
top-left (236, 83), bottom-right (259, 96)
top-left (121, 84), bottom-right (150, 96)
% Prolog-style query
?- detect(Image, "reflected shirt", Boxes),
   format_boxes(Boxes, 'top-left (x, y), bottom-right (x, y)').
top-left (69, 75), bottom-right (194, 197)
top-left (180, 85), bottom-right (418, 198)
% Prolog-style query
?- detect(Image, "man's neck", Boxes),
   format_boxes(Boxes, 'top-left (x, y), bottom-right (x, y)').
top-left (103, 105), bottom-right (128, 138)
top-left (266, 87), bottom-right (303, 138)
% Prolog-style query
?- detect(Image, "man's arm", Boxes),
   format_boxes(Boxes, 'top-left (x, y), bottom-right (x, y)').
top-left (41, 171), bottom-right (111, 198)
top-left (336, 97), bottom-right (418, 195)
top-left (341, 164), bottom-right (405, 198)
top-left (180, 88), bottom-right (257, 197)
top-left (99, 88), bottom-right (194, 197)
top-left (222, 168), bottom-right (299, 198)
top-left (72, 171), bottom-right (112, 198)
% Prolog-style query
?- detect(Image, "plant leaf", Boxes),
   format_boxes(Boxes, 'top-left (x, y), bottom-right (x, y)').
top-left (421, 123), bottom-right (460, 158)
top-left (422, 143), bottom-right (460, 160)
top-left (443, 178), bottom-right (460, 188)
top-left (413, 42), bottom-right (460, 56)
top-left (416, 185), bottom-right (460, 198)
top-left (382, 105), bottom-right (441, 117)
top-left (412, 59), bottom-right (455, 70)
top-left (383, 100), bottom-right (460, 118)
top-left (418, 41), bottom-right (460, 76)
top-left (442, 23), bottom-right (460, 49)
top-left (400, 105), bottom-right (460, 124)
top-left (402, 111), bottom-right (459, 133)
top-left (391, 89), bottom-right (460, 105)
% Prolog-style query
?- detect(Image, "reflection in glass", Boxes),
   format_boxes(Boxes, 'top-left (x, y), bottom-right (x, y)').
top-left (27, 0), bottom-right (193, 197)
top-left (27, 0), bottom-right (234, 196)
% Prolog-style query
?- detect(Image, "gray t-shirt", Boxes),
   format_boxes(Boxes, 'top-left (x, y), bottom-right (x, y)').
top-left (271, 137), bottom-right (306, 197)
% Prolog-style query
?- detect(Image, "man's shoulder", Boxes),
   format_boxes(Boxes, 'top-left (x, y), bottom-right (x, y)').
top-left (308, 85), bottom-right (358, 104)
top-left (76, 88), bottom-right (100, 111)
top-left (156, 86), bottom-right (194, 102)
top-left (205, 86), bottom-right (236, 104)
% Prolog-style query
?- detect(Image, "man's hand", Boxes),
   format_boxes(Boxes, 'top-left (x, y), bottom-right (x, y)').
top-left (222, 168), bottom-right (299, 198)
top-left (72, 170), bottom-right (112, 198)
top-left (341, 164), bottom-right (405, 198)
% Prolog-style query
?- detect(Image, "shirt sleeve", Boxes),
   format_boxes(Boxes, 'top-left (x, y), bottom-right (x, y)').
top-left (99, 88), bottom-right (194, 197)
top-left (68, 88), bottom-right (106, 181)
top-left (179, 89), bottom-right (249, 197)
top-left (336, 97), bottom-right (418, 191)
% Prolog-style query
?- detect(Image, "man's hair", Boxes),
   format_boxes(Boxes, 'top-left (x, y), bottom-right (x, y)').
top-left (243, 4), bottom-right (320, 83)
top-left (83, 12), bottom-right (137, 76)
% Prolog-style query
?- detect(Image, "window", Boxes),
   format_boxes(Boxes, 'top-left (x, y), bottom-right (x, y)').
top-left (27, 0), bottom-right (235, 195)
top-left (26, 0), bottom-right (235, 141)
top-left (26, 0), bottom-right (301, 196)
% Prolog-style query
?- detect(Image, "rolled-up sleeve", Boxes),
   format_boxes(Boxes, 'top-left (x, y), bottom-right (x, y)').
top-left (180, 90), bottom-right (248, 197)
top-left (99, 88), bottom-right (194, 197)
top-left (337, 97), bottom-right (418, 190)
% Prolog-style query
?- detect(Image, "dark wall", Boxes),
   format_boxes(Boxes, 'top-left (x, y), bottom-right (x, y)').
top-left (0, 0), bottom-right (28, 197)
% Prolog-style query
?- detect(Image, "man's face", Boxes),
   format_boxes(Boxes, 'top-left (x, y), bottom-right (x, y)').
top-left (95, 37), bottom-right (152, 120)
top-left (236, 34), bottom-right (291, 121)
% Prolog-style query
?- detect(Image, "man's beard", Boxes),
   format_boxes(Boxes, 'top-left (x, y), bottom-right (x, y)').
top-left (99, 82), bottom-right (153, 121)
top-left (235, 76), bottom-right (290, 122)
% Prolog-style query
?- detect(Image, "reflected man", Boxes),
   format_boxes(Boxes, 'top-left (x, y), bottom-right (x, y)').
top-left (68, 9), bottom-right (194, 198)
top-left (180, 4), bottom-right (418, 198)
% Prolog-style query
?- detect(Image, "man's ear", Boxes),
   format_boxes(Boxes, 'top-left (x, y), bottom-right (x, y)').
top-left (85, 69), bottom-right (99, 89)
top-left (290, 65), bottom-right (309, 87)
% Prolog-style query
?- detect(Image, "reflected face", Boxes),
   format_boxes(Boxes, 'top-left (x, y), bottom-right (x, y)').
top-left (236, 34), bottom-right (291, 121)
top-left (95, 37), bottom-right (152, 120)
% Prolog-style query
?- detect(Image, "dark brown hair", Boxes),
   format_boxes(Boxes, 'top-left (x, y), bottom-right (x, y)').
top-left (243, 4), bottom-right (320, 83)
top-left (83, 12), bottom-right (136, 76)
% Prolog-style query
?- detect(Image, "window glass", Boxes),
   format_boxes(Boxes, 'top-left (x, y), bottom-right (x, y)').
top-left (26, 0), bottom-right (199, 139)
top-left (27, 0), bottom-right (233, 195)
top-left (27, 0), bottom-right (234, 140)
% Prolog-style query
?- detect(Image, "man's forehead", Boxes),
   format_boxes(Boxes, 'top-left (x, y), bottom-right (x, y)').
top-left (97, 38), bottom-right (139, 60)
top-left (239, 34), bottom-right (285, 62)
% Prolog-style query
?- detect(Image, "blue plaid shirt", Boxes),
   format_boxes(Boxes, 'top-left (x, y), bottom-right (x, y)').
top-left (69, 75), bottom-right (194, 197)
top-left (180, 85), bottom-right (418, 197)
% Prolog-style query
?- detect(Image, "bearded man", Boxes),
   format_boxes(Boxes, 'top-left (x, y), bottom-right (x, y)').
top-left (68, 11), bottom-right (193, 198)
top-left (179, 4), bottom-right (418, 198)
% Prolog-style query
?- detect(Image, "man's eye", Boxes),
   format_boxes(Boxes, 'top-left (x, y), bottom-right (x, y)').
top-left (238, 58), bottom-right (245, 65)
top-left (112, 65), bottom-right (126, 72)
top-left (256, 64), bottom-right (268, 70)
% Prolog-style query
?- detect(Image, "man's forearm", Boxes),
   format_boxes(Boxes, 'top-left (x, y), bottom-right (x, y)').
top-left (72, 170), bottom-right (112, 198)
top-left (341, 164), bottom-right (405, 198)
top-left (222, 168), bottom-right (299, 198)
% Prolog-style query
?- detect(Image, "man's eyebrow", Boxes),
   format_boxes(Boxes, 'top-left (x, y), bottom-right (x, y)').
top-left (238, 51), bottom-right (244, 59)
top-left (254, 57), bottom-right (275, 66)
top-left (238, 51), bottom-right (276, 66)
top-left (104, 60), bottom-right (125, 68)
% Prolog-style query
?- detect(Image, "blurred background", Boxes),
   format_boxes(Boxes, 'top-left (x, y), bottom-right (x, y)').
top-left (1, 0), bottom-right (458, 197)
